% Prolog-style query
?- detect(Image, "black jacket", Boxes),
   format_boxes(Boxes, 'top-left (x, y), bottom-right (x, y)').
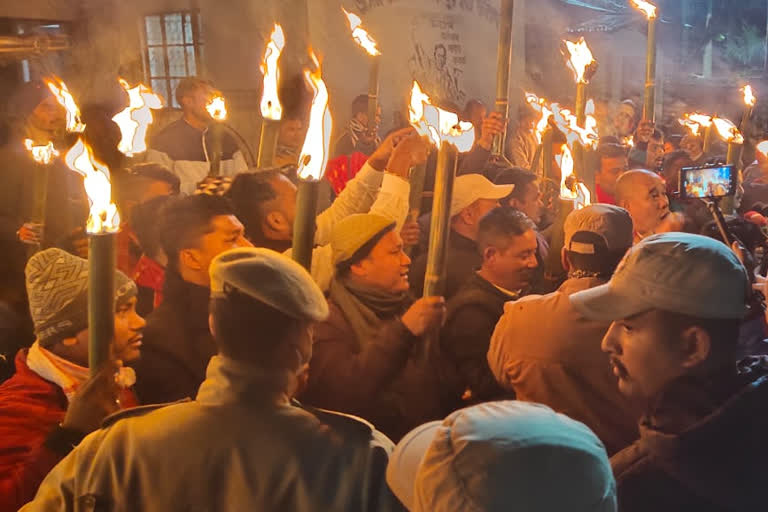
top-left (438, 273), bottom-right (514, 413)
top-left (612, 357), bottom-right (768, 511)
top-left (132, 272), bottom-right (216, 404)
top-left (409, 231), bottom-right (481, 299)
top-left (150, 119), bottom-right (239, 162)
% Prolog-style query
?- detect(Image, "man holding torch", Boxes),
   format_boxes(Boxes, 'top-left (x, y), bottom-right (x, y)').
top-left (147, 78), bottom-right (247, 194)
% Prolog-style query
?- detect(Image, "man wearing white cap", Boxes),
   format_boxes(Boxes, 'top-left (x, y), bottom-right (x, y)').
top-left (409, 174), bottom-right (513, 298)
top-left (487, 204), bottom-right (640, 455)
top-left (24, 248), bottom-right (403, 511)
top-left (570, 232), bottom-right (768, 511)
top-left (386, 401), bottom-right (617, 511)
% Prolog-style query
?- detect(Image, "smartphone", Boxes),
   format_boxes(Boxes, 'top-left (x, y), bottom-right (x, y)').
top-left (679, 164), bottom-right (736, 200)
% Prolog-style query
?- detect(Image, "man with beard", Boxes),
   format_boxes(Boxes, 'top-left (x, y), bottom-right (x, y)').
top-left (615, 170), bottom-right (684, 244)
top-left (438, 208), bottom-right (538, 413)
top-left (301, 213), bottom-right (446, 440)
top-left (570, 233), bottom-right (768, 511)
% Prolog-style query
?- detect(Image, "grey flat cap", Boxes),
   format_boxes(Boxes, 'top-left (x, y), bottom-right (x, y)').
top-left (210, 247), bottom-right (329, 322)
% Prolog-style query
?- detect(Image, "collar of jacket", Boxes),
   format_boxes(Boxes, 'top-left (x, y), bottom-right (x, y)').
top-left (163, 271), bottom-right (211, 329)
top-left (449, 230), bottom-right (479, 252)
top-left (197, 354), bottom-right (293, 407)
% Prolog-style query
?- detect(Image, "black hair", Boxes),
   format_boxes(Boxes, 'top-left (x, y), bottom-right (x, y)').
top-left (131, 195), bottom-right (173, 259)
top-left (127, 162), bottom-right (181, 193)
top-left (599, 142), bottom-right (629, 160)
top-left (658, 310), bottom-right (741, 365)
top-left (565, 231), bottom-right (628, 276)
top-left (175, 77), bottom-right (212, 107)
top-left (225, 170), bottom-right (284, 247)
top-left (351, 94), bottom-right (370, 116)
top-left (477, 207), bottom-right (536, 254)
top-left (334, 223), bottom-right (396, 277)
top-left (493, 167), bottom-right (538, 204)
top-left (210, 289), bottom-right (306, 364)
top-left (159, 195), bottom-right (235, 273)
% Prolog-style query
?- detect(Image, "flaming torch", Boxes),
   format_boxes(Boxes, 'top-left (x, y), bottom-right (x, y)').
top-left (112, 79), bottom-right (163, 158)
top-left (206, 94), bottom-right (227, 176)
top-left (526, 92), bottom-right (554, 179)
top-left (630, 0), bottom-right (658, 122)
top-left (292, 53), bottom-right (333, 269)
top-left (409, 81), bottom-right (475, 298)
top-left (46, 78), bottom-right (85, 133)
top-left (23, 140), bottom-right (59, 255)
top-left (679, 112), bottom-right (714, 154)
top-left (257, 24), bottom-right (285, 168)
top-left (343, 8), bottom-right (381, 140)
top-left (563, 37), bottom-right (597, 193)
top-left (492, 0), bottom-right (515, 160)
top-left (64, 139), bottom-right (120, 374)
top-left (740, 85), bottom-right (756, 137)
top-left (713, 116), bottom-right (743, 213)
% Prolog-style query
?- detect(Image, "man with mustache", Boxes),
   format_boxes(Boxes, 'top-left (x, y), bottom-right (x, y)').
top-left (570, 233), bottom-right (768, 512)
top-left (438, 207), bottom-right (538, 413)
top-left (616, 169), bottom-right (684, 244)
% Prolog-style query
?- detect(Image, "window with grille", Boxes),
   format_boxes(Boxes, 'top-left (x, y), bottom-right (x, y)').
top-left (143, 11), bottom-right (203, 108)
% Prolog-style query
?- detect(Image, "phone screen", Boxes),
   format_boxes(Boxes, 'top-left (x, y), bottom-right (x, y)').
top-left (680, 165), bottom-right (734, 199)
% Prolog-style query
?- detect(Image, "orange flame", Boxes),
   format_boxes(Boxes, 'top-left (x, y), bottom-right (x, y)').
top-left (408, 81), bottom-right (475, 152)
top-left (112, 79), bottom-right (163, 157)
top-left (260, 24), bottom-right (285, 120)
top-left (526, 92), bottom-right (598, 149)
top-left (623, 135), bottom-right (635, 148)
top-left (297, 53), bottom-right (332, 181)
top-left (678, 113), bottom-right (712, 136)
top-left (24, 139), bottom-right (59, 165)
top-left (630, 0), bottom-right (657, 19)
top-left (64, 139), bottom-right (119, 233)
top-left (206, 96), bottom-right (227, 121)
top-left (564, 37), bottom-right (596, 84)
top-left (713, 117), bottom-right (744, 145)
top-left (526, 92), bottom-right (552, 144)
top-left (342, 8), bottom-right (380, 56)
top-left (557, 144), bottom-right (591, 208)
top-left (45, 77), bottom-right (85, 133)
top-left (743, 85), bottom-right (756, 107)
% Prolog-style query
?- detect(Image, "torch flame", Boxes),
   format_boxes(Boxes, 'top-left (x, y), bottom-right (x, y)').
top-left (564, 37), bottom-right (596, 84)
top-left (297, 53), bottom-right (333, 181)
top-left (206, 96), bottom-right (227, 121)
top-left (64, 139), bottom-right (119, 233)
top-left (342, 8), bottom-right (381, 56)
top-left (260, 24), bottom-right (285, 120)
top-left (713, 117), bottom-right (744, 145)
top-left (24, 139), bottom-right (59, 165)
top-left (408, 81), bottom-right (475, 152)
top-left (526, 92), bottom-right (599, 149)
top-left (623, 135), bottom-right (635, 148)
top-left (557, 145), bottom-right (591, 209)
top-left (526, 92), bottom-right (551, 144)
top-left (630, 0), bottom-right (657, 19)
top-left (743, 85), bottom-right (756, 107)
top-left (678, 113), bottom-right (712, 136)
top-left (45, 77), bottom-right (85, 133)
top-left (112, 79), bottom-right (163, 157)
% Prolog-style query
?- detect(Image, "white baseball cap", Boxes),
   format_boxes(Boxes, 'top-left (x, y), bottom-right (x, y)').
top-left (450, 174), bottom-right (514, 217)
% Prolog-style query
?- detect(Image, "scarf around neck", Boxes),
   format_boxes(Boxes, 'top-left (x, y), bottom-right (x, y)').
top-left (26, 341), bottom-right (136, 402)
top-left (348, 118), bottom-right (381, 149)
top-left (329, 276), bottom-right (410, 351)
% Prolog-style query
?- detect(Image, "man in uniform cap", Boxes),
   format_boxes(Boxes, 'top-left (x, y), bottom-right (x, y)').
top-left (410, 174), bottom-right (513, 298)
top-left (1, 248), bottom-right (144, 511)
top-left (386, 401), bottom-right (617, 511)
top-left (302, 213), bottom-right (446, 441)
top-left (570, 232), bottom-right (768, 511)
top-left (23, 247), bottom-right (403, 511)
top-left (488, 204), bottom-right (640, 455)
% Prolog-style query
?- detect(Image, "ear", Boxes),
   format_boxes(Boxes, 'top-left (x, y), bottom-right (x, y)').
top-left (561, 247), bottom-right (570, 272)
top-left (679, 326), bottom-right (712, 369)
top-left (459, 205), bottom-right (476, 225)
top-left (483, 246), bottom-right (497, 264)
top-left (265, 211), bottom-right (289, 236)
top-left (179, 247), bottom-right (204, 272)
top-left (349, 260), bottom-right (368, 278)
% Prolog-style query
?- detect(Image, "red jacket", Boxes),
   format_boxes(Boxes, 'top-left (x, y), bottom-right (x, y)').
top-left (0, 350), bottom-right (137, 511)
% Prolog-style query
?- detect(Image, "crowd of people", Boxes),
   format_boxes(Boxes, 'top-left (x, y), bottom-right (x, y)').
top-left (1, 75), bottom-right (768, 511)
